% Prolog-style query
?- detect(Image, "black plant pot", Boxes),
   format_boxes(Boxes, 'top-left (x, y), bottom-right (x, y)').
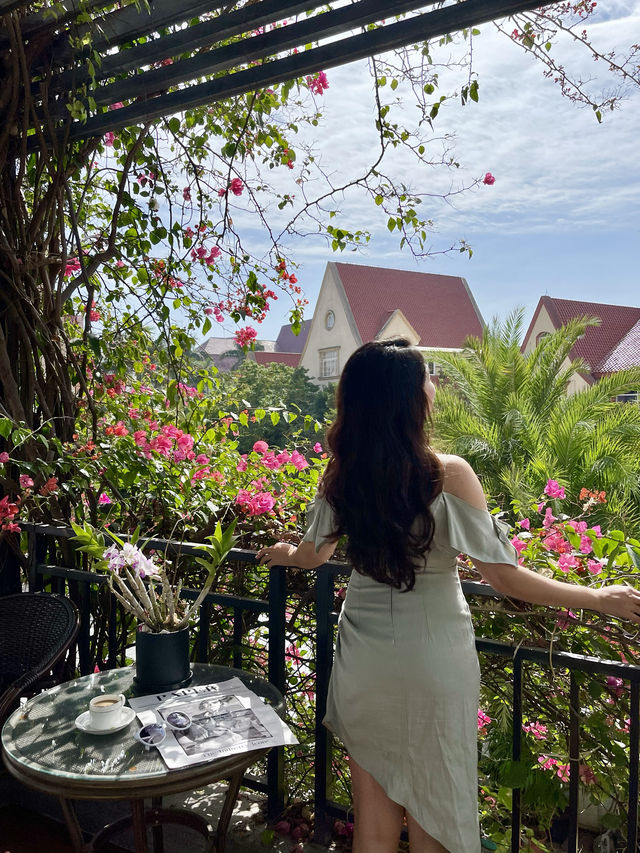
top-left (133, 626), bottom-right (193, 693)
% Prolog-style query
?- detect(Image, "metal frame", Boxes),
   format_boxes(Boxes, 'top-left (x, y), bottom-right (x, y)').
top-left (21, 522), bottom-right (640, 849)
top-left (7, 0), bottom-right (557, 150)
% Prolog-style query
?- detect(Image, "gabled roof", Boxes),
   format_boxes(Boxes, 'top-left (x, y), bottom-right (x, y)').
top-left (332, 262), bottom-right (484, 346)
top-left (528, 296), bottom-right (640, 375)
top-left (254, 352), bottom-right (300, 368)
top-left (376, 308), bottom-right (420, 343)
top-left (597, 319), bottom-right (640, 373)
top-left (275, 320), bottom-right (311, 353)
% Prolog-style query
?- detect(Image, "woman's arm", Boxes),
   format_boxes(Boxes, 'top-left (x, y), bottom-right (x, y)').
top-left (444, 454), bottom-right (640, 623)
top-left (256, 539), bottom-right (338, 570)
top-left (474, 557), bottom-right (640, 622)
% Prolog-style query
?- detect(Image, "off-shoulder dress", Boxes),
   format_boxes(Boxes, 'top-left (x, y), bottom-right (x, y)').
top-left (302, 490), bottom-right (518, 853)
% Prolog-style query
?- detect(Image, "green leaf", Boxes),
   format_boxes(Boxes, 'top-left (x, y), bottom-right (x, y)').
top-left (0, 418), bottom-right (12, 439)
top-left (261, 828), bottom-right (275, 846)
top-left (499, 760), bottom-right (531, 788)
top-left (270, 411), bottom-right (280, 426)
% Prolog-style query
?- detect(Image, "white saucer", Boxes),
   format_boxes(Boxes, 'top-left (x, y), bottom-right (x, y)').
top-left (75, 706), bottom-right (136, 735)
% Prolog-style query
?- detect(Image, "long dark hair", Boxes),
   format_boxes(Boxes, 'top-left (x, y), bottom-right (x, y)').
top-left (321, 339), bottom-right (443, 591)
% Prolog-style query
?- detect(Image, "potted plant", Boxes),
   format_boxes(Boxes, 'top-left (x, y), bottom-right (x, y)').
top-left (71, 520), bottom-right (238, 691)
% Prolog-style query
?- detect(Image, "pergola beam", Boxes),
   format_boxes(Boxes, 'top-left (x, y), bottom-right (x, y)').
top-left (32, 0), bottom-right (555, 150)
top-left (45, 0), bottom-right (326, 93)
top-left (14, 0), bottom-right (115, 41)
top-left (46, 0), bottom-right (440, 115)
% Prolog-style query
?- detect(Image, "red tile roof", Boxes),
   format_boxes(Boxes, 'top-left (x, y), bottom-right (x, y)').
top-left (597, 319), bottom-right (640, 373)
top-left (333, 262), bottom-right (483, 346)
top-left (254, 352), bottom-right (300, 368)
top-left (538, 296), bottom-right (640, 375)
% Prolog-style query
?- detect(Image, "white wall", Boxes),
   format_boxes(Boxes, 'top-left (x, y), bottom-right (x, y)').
top-left (523, 304), bottom-right (590, 394)
top-left (299, 264), bottom-right (360, 384)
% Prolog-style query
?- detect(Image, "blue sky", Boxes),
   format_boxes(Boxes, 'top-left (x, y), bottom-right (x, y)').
top-left (229, 2), bottom-right (640, 343)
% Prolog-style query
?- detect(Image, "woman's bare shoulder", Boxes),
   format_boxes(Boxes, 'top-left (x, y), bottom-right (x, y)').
top-left (436, 454), bottom-right (487, 511)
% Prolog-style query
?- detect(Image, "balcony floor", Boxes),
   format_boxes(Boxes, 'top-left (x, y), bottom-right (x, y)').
top-left (0, 777), bottom-right (338, 852)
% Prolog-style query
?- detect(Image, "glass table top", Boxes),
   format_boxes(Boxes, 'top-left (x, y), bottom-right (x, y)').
top-left (1, 664), bottom-right (284, 784)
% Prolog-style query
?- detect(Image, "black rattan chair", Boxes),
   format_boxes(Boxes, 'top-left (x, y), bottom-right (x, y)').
top-left (0, 592), bottom-right (80, 729)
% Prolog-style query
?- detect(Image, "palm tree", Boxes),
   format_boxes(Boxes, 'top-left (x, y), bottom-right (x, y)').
top-left (428, 309), bottom-right (640, 532)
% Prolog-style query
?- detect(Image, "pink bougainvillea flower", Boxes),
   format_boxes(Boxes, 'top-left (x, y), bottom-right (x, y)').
top-left (558, 554), bottom-right (580, 573)
top-left (590, 524), bottom-right (602, 538)
top-left (511, 536), bottom-right (527, 556)
top-left (543, 507), bottom-right (557, 528)
top-left (109, 102), bottom-right (124, 110)
top-left (482, 172), bottom-right (495, 185)
top-left (556, 763), bottom-right (570, 782)
top-left (523, 721), bottom-right (548, 740)
top-left (19, 475), bottom-right (34, 489)
top-left (579, 534), bottom-right (593, 554)
top-left (538, 755), bottom-right (558, 771)
top-left (0, 452), bottom-right (9, 463)
top-left (587, 559), bottom-right (603, 575)
top-left (542, 531), bottom-right (571, 554)
top-left (477, 709), bottom-right (491, 732)
top-left (176, 433), bottom-right (194, 453)
top-left (182, 186), bottom-right (191, 201)
top-left (133, 430), bottom-right (147, 448)
top-left (544, 479), bottom-right (566, 499)
top-left (306, 70), bottom-right (329, 95)
top-left (253, 440), bottom-right (269, 454)
top-left (229, 177), bottom-right (244, 196)
top-left (149, 435), bottom-right (172, 456)
top-left (104, 131), bottom-right (115, 147)
top-left (313, 442), bottom-right (323, 453)
top-left (236, 454), bottom-right (248, 472)
top-left (64, 257), bottom-right (82, 277)
top-left (291, 449), bottom-right (309, 471)
top-left (98, 492), bottom-right (112, 505)
top-left (567, 519), bottom-right (588, 533)
top-left (261, 452), bottom-right (281, 471)
top-left (555, 609), bottom-right (577, 630)
top-left (518, 518), bottom-right (530, 530)
top-left (276, 450), bottom-right (291, 466)
top-left (234, 326), bottom-right (257, 349)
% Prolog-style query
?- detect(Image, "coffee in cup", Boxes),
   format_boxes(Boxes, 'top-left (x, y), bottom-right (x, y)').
top-left (89, 693), bottom-right (126, 730)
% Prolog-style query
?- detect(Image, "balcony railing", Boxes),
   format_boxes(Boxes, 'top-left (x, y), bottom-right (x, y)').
top-left (17, 523), bottom-right (640, 852)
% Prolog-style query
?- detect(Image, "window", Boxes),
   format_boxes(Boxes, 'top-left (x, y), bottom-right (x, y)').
top-left (536, 331), bottom-right (550, 345)
top-left (325, 310), bottom-right (335, 330)
top-left (427, 361), bottom-right (442, 377)
top-left (319, 348), bottom-right (339, 379)
top-left (617, 391), bottom-right (639, 404)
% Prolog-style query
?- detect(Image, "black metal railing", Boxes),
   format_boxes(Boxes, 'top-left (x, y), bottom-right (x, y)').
top-left (18, 524), bottom-right (640, 851)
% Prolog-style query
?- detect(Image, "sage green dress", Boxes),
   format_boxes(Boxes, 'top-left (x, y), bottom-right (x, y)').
top-left (302, 490), bottom-right (518, 853)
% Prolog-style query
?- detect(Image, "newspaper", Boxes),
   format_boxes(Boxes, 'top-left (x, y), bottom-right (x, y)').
top-left (128, 677), bottom-right (298, 769)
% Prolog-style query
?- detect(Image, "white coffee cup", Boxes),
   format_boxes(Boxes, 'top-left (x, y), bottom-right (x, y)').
top-left (89, 693), bottom-right (126, 730)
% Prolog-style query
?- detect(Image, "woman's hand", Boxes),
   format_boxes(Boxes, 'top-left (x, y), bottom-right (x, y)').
top-left (255, 542), bottom-right (297, 568)
top-left (594, 584), bottom-right (640, 623)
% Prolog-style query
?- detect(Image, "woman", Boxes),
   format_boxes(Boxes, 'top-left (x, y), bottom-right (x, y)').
top-left (256, 339), bottom-right (640, 853)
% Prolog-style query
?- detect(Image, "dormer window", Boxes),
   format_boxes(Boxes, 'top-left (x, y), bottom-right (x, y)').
top-left (325, 310), bottom-right (335, 331)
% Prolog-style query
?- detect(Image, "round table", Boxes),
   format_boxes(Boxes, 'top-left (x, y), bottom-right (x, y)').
top-left (1, 663), bottom-right (285, 853)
